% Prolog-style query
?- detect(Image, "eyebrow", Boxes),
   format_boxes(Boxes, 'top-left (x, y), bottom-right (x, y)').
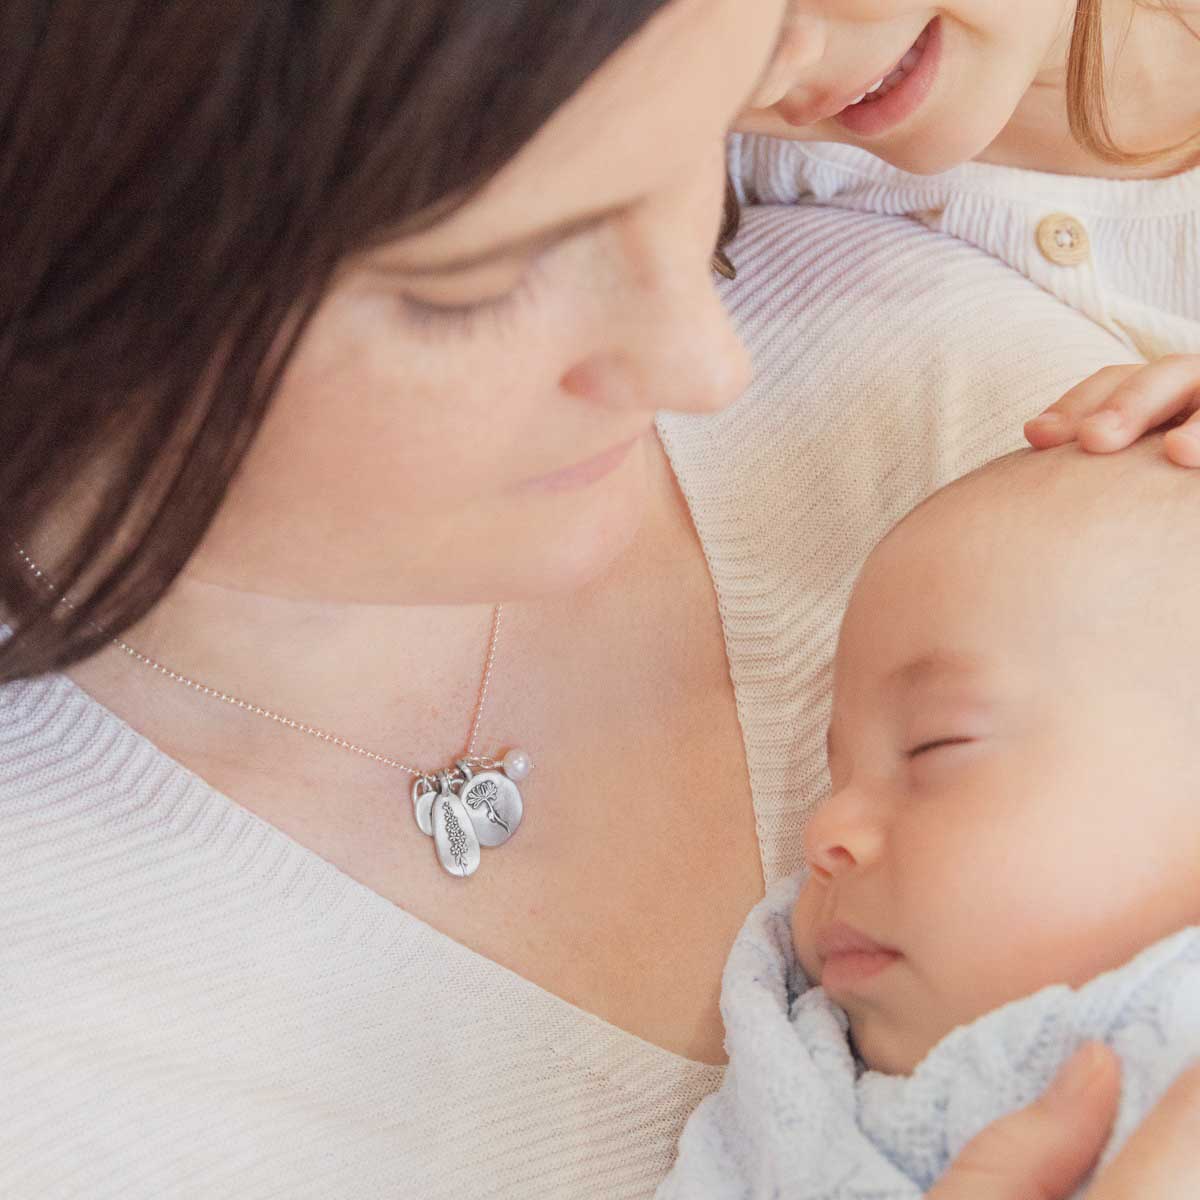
top-left (824, 653), bottom-right (989, 767)
top-left (395, 204), bottom-right (626, 278)
top-left (885, 651), bottom-right (985, 692)
top-left (392, 18), bottom-right (792, 280)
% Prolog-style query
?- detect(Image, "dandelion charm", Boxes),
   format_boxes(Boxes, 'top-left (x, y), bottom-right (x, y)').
top-left (456, 761), bottom-right (524, 848)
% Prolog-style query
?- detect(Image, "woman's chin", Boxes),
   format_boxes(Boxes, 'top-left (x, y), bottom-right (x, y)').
top-left (386, 440), bottom-right (652, 606)
top-left (197, 440), bottom-right (654, 607)
top-left (499, 442), bottom-right (651, 600)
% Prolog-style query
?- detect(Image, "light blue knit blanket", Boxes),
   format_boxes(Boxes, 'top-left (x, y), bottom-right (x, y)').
top-left (657, 873), bottom-right (1200, 1199)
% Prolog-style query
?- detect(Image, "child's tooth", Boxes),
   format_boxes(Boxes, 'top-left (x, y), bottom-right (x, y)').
top-left (850, 92), bottom-right (866, 105)
top-left (866, 77), bottom-right (886, 93)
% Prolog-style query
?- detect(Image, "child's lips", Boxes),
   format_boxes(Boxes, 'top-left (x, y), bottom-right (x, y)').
top-left (835, 18), bottom-right (941, 138)
top-left (776, 21), bottom-right (934, 129)
top-left (816, 921), bottom-right (902, 992)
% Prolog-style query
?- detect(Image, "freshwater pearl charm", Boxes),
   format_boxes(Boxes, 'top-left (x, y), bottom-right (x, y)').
top-left (503, 748), bottom-right (532, 781)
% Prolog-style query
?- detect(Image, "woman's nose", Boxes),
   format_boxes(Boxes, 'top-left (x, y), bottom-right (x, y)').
top-left (627, 267), bottom-right (751, 416)
top-left (563, 266), bottom-right (750, 419)
top-left (561, 166), bottom-right (752, 419)
top-left (804, 785), bottom-right (886, 881)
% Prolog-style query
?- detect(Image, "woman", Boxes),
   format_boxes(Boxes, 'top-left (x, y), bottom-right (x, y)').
top-left (0, 2), bottom-right (1194, 1196)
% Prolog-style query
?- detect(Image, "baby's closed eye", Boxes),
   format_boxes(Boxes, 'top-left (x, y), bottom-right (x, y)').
top-left (907, 737), bottom-right (976, 760)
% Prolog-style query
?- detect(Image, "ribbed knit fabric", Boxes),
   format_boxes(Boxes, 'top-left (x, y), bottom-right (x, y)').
top-left (730, 136), bottom-right (1200, 360)
top-left (0, 203), bottom-right (1138, 1198)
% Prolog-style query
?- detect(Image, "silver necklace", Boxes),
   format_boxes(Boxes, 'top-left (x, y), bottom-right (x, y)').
top-left (12, 545), bottom-right (532, 879)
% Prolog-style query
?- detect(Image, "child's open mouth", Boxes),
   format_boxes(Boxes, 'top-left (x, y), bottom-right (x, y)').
top-left (836, 18), bottom-right (941, 138)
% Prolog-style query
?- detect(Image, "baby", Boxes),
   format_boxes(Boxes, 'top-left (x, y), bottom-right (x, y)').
top-left (658, 436), bottom-right (1200, 1199)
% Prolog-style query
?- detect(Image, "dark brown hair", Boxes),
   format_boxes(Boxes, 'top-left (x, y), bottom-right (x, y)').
top-left (0, 1), bottom-right (692, 681)
top-left (1068, 0), bottom-right (1200, 165)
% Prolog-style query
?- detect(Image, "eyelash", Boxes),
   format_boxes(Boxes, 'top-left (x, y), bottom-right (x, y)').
top-left (400, 259), bottom-right (545, 336)
top-left (907, 738), bottom-right (974, 760)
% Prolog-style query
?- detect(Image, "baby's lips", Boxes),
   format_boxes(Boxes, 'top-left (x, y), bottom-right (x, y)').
top-left (815, 919), bottom-right (899, 962)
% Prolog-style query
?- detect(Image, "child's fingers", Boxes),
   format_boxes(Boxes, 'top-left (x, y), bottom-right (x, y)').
top-left (1024, 366), bottom-right (1142, 449)
top-left (1076, 354), bottom-right (1200, 453)
top-left (1163, 412), bottom-right (1200, 468)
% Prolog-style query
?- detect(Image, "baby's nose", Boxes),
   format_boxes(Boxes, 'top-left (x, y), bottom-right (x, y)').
top-left (803, 785), bottom-right (885, 877)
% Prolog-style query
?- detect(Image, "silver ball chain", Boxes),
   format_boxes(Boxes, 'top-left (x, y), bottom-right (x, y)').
top-left (11, 544), bottom-right (503, 782)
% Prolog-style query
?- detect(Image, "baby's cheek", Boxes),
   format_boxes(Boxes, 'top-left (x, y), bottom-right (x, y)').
top-left (791, 880), bottom-right (824, 983)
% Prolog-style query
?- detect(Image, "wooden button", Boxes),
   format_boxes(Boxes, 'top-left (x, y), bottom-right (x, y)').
top-left (1036, 213), bottom-right (1091, 266)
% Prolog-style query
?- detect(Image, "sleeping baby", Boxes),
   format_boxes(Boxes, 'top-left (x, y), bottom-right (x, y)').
top-left (658, 435), bottom-right (1200, 1199)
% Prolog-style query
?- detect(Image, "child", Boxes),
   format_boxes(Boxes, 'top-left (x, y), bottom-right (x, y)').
top-left (657, 435), bottom-right (1200, 1198)
top-left (744, 1), bottom-right (1200, 178)
top-left (733, 1), bottom-right (1200, 462)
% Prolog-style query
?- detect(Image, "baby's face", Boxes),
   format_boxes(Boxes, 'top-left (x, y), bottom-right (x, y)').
top-left (792, 450), bottom-right (1200, 1074)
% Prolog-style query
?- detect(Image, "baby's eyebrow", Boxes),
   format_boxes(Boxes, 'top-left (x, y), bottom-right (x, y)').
top-left (885, 651), bottom-right (985, 693)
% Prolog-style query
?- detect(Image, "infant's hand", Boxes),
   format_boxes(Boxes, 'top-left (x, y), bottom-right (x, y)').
top-left (1024, 357), bottom-right (1200, 467)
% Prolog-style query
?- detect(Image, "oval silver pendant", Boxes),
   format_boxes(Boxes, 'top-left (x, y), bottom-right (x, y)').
top-left (411, 777), bottom-right (437, 837)
top-left (433, 792), bottom-right (481, 877)
top-left (459, 770), bottom-right (524, 848)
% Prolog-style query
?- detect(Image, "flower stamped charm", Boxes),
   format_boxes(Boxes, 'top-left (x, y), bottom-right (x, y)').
top-left (432, 788), bottom-right (481, 878)
top-left (412, 752), bottom-right (531, 877)
top-left (457, 763), bottom-right (524, 848)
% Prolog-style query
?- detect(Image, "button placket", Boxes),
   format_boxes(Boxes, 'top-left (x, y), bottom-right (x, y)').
top-left (1036, 213), bottom-right (1091, 267)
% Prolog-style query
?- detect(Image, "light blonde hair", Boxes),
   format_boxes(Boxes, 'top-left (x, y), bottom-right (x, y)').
top-left (1067, 0), bottom-right (1200, 164)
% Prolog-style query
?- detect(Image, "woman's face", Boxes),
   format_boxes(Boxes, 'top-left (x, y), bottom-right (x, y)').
top-left (190, 0), bottom-right (790, 606)
top-left (742, 0), bottom-right (1077, 174)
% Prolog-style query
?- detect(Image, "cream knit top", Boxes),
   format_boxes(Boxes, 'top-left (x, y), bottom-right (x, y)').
top-left (0, 193), bottom-right (1169, 1198)
top-left (729, 135), bottom-right (1200, 359)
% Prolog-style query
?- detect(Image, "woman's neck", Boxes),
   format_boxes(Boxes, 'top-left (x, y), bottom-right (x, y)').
top-left (978, 0), bottom-right (1200, 178)
top-left (53, 439), bottom-right (693, 787)
top-left (74, 572), bottom-right (511, 775)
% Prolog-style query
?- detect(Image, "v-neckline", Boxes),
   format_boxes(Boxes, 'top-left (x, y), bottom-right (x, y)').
top-left (1, 420), bottom-right (766, 1079)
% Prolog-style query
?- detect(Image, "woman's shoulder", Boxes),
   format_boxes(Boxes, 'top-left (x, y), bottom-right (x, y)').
top-left (663, 201), bottom-right (1134, 510)
top-left (660, 202), bottom-right (1136, 634)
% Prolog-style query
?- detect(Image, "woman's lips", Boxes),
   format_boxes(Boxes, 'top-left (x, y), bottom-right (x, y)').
top-left (816, 921), bottom-right (901, 992)
top-left (518, 432), bottom-right (645, 494)
top-left (835, 18), bottom-right (941, 138)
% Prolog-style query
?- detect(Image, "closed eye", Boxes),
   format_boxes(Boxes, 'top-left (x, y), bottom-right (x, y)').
top-left (400, 261), bottom-right (543, 331)
top-left (908, 737), bottom-right (975, 760)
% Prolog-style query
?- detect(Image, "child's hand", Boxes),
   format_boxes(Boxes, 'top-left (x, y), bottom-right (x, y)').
top-left (1024, 356), bottom-right (1200, 467)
